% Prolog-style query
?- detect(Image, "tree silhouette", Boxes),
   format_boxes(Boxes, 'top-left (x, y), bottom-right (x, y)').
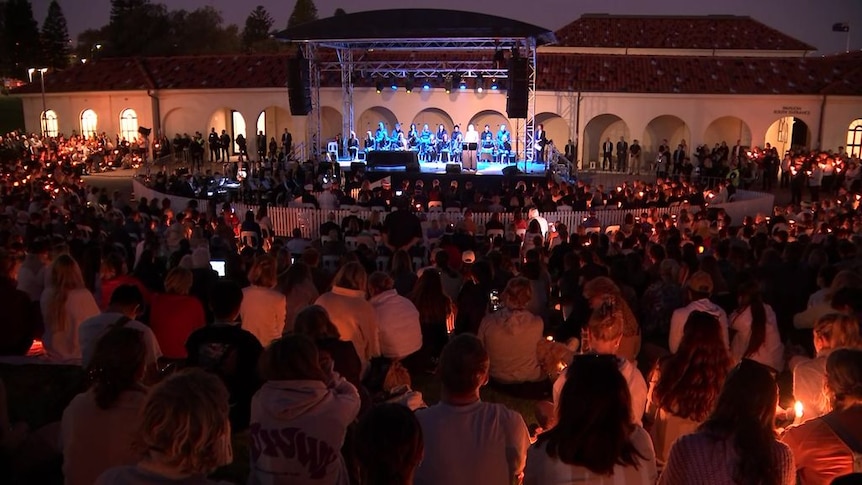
top-left (2, 0), bottom-right (43, 78)
top-left (288, 0), bottom-right (318, 28)
top-left (334, 8), bottom-right (346, 16)
top-left (41, 0), bottom-right (70, 69)
top-left (242, 5), bottom-right (275, 52)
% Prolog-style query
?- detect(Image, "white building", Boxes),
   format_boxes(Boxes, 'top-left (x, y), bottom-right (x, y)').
top-left (13, 14), bottom-right (862, 167)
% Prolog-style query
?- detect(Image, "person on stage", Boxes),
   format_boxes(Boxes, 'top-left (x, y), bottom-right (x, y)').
top-left (392, 132), bottom-right (407, 151)
top-left (392, 123), bottom-right (403, 143)
top-left (364, 131), bottom-right (374, 151)
top-left (375, 122), bottom-right (388, 150)
top-left (463, 124), bottom-right (479, 172)
top-left (420, 124), bottom-right (433, 162)
top-left (408, 124), bottom-right (419, 150)
top-left (347, 131), bottom-right (359, 159)
top-left (436, 124), bottom-right (448, 144)
top-left (496, 124), bottom-right (511, 164)
top-left (534, 124), bottom-right (547, 166)
top-left (451, 125), bottom-right (463, 163)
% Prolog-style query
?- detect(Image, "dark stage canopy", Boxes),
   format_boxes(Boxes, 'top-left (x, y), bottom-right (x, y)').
top-left (275, 9), bottom-right (556, 49)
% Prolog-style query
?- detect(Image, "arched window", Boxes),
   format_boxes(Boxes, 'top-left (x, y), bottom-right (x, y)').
top-left (80, 109), bottom-right (98, 138)
top-left (41, 110), bottom-right (58, 137)
top-left (847, 119), bottom-right (862, 157)
top-left (120, 109), bottom-right (138, 141)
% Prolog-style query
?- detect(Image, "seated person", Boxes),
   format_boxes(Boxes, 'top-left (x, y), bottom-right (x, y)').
top-left (478, 277), bottom-right (547, 391)
top-left (185, 280), bottom-right (264, 431)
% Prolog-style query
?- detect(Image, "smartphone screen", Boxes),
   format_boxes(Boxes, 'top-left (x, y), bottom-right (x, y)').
top-left (210, 260), bottom-right (226, 277)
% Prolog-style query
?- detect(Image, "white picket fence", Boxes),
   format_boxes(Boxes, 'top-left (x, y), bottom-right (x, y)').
top-left (132, 178), bottom-right (775, 239)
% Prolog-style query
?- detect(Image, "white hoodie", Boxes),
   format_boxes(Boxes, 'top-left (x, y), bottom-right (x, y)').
top-left (249, 377), bottom-right (360, 485)
top-left (668, 298), bottom-right (729, 353)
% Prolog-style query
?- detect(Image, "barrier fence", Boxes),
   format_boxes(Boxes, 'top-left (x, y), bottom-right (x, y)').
top-left (132, 179), bottom-right (775, 240)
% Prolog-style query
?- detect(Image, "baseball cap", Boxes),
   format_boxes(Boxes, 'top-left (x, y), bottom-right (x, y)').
top-left (687, 271), bottom-right (714, 294)
top-left (461, 250), bottom-right (476, 264)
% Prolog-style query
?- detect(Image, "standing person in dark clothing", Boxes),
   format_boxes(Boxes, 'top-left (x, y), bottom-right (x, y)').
top-left (184, 280), bottom-right (263, 431)
top-left (236, 134), bottom-right (247, 162)
top-left (282, 128), bottom-right (292, 158)
top-left (208, 128), bottom-right (220, 162)
top-left (219, 130), bottom-right (231, 161)
top-left (616, 136), bottom-right (628, 173)
top-left (0, 249), bottom-right (36, 356)
top-left (383, 198), bottom-right (423, 252)
top-left (790, 160), bottom-right (806, 205)
top-left (256, 131), bottom-right (266, 163)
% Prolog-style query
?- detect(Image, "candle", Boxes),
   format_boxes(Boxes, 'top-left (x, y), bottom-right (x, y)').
top-left (794, 401), bottom-right (804, 420)
top-left (545, 336), bottom-right (554, 342)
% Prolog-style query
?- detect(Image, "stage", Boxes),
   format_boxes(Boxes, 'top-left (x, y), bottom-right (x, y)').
top-left (338, 158), bottom-right (548, 176)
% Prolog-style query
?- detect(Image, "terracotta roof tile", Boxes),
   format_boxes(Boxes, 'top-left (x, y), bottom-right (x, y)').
top-left (555, 14), bottom-right (815, 51)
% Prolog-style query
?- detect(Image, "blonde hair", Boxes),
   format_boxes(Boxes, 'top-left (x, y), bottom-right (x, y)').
top-left (248, 255), bottom-right (277, 288)
top-left (332, 261), bottom-right (367, 291)
top-left (46, 254), bottom-right (86, 332)
top-left (588, 301), bottom-right (624, 342)
top-left (501, 277), bottom-right (532, 310)
top-left (136, 369), bottom-right (231, 475)
top-left (582, 277), bottom-right (622, 301)
top-left (814, 313), bottom-right (862, 351)
top-left (164, 267), bottom-right (193, 295)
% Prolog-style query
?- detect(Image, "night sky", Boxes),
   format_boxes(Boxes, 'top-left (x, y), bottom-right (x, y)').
top-left (30, 0), bottom-right (862, 55)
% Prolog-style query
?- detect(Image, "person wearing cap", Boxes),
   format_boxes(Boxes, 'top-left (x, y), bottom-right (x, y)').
top-left (668, 271), bottom-right (729, 353)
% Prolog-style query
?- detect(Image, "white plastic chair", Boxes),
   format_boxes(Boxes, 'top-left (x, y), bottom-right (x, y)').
top-left (240, 231), bottom-right (259, 248)
top-left (344, 236), bottom-right (359, 251)
top-left (487, 229), bottom-right (504, 241)
top-left (605, 225), bottom-right (621, 235)
top-left (584, 227), bottom-right (601, 234)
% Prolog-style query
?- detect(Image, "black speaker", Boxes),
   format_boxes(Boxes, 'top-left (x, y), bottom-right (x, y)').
top-left (506, 58), bottom-right (529, 119)
top-left (406, 161), bottom-right (420, 172)
top-left (502, 165), bottom-right (522, 177)
top-left (287, 57), bottom-right (312, 116)
top-left (445, 163), bottom-right (461, 174)
top-left (350, 162), bottom-right (366, 173)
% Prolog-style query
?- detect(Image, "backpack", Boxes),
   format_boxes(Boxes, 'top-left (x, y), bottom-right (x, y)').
top-left (822, 413), bottom-right (862, 473)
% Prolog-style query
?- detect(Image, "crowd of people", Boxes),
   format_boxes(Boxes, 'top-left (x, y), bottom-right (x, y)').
top-left (1, 129), bottom-right (862, 484)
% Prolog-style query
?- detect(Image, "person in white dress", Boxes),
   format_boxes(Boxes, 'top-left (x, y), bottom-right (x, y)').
top-left (40, 254), bottom-right (100, 363)
top-left (729, 280), bottom-right (784, 372)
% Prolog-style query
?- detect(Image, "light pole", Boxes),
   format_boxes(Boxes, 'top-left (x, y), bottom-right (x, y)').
top-left (28, 67), bottom-right (48, 136)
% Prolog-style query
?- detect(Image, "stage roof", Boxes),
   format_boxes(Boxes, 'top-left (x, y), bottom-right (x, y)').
top-left (275, 9), bottom-right (556, 49)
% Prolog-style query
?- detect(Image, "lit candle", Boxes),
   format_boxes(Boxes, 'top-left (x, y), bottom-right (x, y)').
top-left (545, 336), bottom-right (554, 342)
top-left (794, 401), bottom-right (804, 420)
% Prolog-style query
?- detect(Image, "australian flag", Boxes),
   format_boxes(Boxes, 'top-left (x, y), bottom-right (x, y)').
top-left (832, 23), bottom-right (850, 32)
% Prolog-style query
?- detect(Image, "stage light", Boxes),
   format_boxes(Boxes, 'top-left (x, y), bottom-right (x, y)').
top-left (375, 79), bottom-right (383, 93)
top-left (458, 76), bottom-right (467, 91)
top-left (422, 77), bottom-right (431, 90)
top-left (490, 77), bottom-right (499, 90)
top-left (405, 74), bottom-right (415, 93)
top-left (476, 74), bottom-right (485, 93)
top-left (390, 77), bottom-right (398, 91)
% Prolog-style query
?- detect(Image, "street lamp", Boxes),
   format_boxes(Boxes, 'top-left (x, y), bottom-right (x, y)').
top-left (28, 67), bottom-right (48, 137)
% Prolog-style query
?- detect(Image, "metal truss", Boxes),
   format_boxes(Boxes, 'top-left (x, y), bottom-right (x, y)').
top-left (338, 48), bottom-right (354, 156)
top-left (311, 38), bottom-right (524, 51)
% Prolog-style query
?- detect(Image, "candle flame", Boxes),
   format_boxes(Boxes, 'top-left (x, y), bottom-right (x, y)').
top-left (794, 401), bottom-right (804, 419)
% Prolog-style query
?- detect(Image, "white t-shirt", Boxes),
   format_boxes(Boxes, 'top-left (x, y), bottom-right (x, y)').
top-left (415, 400), bottom-right (530, 485)
top-left (729, 303), bottom-right (784, 371)
top-left (78, 312), bottom-right (163, 369)
top-left (369, 289), bottom-right (422, 359)
top-left (669, 299), bottom-right (729, 354)
top-left (40, 287), bottom-right (101, 363)
top-left (240, 286), bottom-right (287, 347)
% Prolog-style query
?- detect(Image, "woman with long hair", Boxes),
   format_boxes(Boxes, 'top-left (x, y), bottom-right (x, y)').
top-left (315, 261), bottom-right (380, 367)
top-left (646, 311), bottom-right (732, 468)
top-left (582, 276), bottom-right (640, 361)
top-left (389, 250), bottom-right (417, 297)
top-left (729, 279), bottom-right (784, 371)
top-left (782, 348), bottom-right (862, 484)
top-left (40, 254), bottom-right (100, 362)
top-left (96, 369), bottom-right (233, 484)
top-left (294, 305), bottom-right (362, 390)
top-left (356, 403), bottom-right (424, 485)
top-left (553, 302), bottom-right (648, 427)
top-left (61, 327), bottom-right (148, 485)
top-left (409, 269), bottom-right (453, 370)
top-left (526, 354), bottom-right (657, 484)
top-left (240, 254), bottom-right (287, 346)
top-left (792, 313), bottom-right (862, 420)
top-left (0, 248), bottom-right (36, 356)
top-left (149, 267), bottom-right (206, 359)
top-left (659, 360), bottom-right (795, 485)
top-left (279, 262), bottom-right (319, 334)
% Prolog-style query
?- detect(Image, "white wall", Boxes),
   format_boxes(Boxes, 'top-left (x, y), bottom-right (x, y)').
top-left (18, 88), bottom-right (859, 167)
